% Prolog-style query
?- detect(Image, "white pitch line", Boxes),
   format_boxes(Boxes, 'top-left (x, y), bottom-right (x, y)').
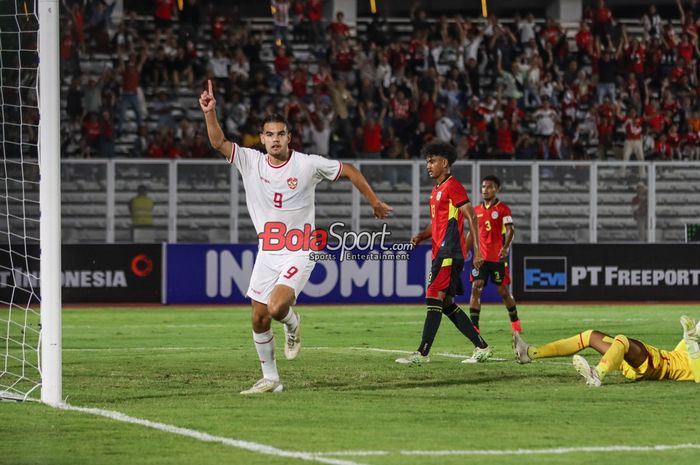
top-left (64, 345), bottom-right (567, 366)
top-left (63, 347), bottom-right (228, 352)
top-left (57, 404), bottom-right (369, 465)
top-left (346, 347), bottom-right (509, 362)
top-left (315, 443), bottom-right (700, 457)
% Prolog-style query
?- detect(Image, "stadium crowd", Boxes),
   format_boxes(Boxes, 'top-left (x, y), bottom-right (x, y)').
top-left (60, 0), bottom-right (700, 163)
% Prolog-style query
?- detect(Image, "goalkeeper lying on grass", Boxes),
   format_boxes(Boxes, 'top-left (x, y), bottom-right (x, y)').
top-left (512, 316), bottom-right (700, 386)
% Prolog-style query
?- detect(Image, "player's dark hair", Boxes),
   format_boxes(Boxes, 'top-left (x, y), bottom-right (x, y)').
top-left (482, 175), bottom-right (501, 188)
top-left (260, 114), bottom-right (290, 132)
top-left (421, 141), bottom-right (457, 166)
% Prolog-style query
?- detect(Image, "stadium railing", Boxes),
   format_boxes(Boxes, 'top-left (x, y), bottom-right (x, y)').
top-left (54, 159), bottom-right (700, 245)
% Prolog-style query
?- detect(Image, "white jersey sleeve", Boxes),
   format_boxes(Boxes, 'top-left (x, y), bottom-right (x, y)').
top-left (228, 143), bottom-right (264, 176)
top-left (308, 154), bottom-right (343, 183)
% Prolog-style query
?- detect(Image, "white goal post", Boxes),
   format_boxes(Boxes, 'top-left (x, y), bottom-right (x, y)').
top-left (38, 0), bottom-right (62, 406)
top-left (0, 0), bottom-right (61, 404)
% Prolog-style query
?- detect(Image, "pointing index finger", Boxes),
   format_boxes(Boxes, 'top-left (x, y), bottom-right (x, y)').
top-left (208, 79), bottom-right (213, 96)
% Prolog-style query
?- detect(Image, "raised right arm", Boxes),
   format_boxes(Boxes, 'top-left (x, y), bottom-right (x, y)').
top-left (199, 80), bottom-right (235, 160)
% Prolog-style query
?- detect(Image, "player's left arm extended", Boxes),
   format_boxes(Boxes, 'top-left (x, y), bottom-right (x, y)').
top-left (458, 202), bottom-right (483, 268)
top-left (339, 163), bottom-right (393, 219)
top-left (500, 223), bottom-right (515, 258)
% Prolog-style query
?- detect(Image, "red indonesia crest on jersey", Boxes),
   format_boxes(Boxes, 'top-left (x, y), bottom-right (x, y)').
top-left (287, 177), bottom-right (298, 189)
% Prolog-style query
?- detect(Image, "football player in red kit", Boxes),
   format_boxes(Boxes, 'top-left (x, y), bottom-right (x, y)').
top-left (468, 175), bottom-right (522, 334)
top-left (396, 141), bottom-right (492, 365)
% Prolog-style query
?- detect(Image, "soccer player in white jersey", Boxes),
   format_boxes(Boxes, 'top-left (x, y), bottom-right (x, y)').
top-left (199, 80), bottom-right (392, 394)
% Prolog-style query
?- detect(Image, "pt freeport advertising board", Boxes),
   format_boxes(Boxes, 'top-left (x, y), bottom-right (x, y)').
top-left (165, 244), bottom-right (503, 305)
top-left (513, 244), bottom-right (700, 301)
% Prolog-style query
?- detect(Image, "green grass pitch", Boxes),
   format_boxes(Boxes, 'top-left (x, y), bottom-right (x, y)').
top-left (1, 304), bottom-right (699, 465)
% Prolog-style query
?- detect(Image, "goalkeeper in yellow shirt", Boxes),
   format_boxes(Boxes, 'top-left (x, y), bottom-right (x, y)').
top-left (512, 316), bottom-right (700, 386)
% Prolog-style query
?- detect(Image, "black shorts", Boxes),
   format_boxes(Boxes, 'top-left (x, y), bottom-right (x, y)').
top-left (470, 260), bottom-right (510, 286)
top-left (427, 257), bottom-right (465, 298)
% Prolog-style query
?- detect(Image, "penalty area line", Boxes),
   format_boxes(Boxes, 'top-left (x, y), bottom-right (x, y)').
top-left (314, 443), bottom-right (700, 457)
top-left (57, 403), bottom-right (369, 465)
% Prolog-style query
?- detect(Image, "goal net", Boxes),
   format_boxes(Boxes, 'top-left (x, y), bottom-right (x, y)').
top-left (0, 0), bottom-right (41, 401)
top-left (0, 0), bottom-right (59, 403)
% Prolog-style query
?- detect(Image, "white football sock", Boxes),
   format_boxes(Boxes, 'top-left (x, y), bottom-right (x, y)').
top-left (280, 307), bottom-right (299, 333)
top-left (253, 330), bottom-right (279, 382)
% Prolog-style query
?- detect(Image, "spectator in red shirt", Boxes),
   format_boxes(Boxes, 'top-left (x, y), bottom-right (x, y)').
top-left (189, 133), bottom-right (211, 158)
top-left (644, 98), bottom-right (665, 134)
top-left (576, 20), bottom-right (594, 65)
top-left (417, 91), bottom-right (436, 129)
top-left (291, 67), bottom-right (309, 99)
top-left (623, 72), bottom-right (641, 101)
top-left (290, 0), bottom-right (307, 41)
top-left (327, 11), bottom-right (350, 46)
top-left (681, 131), bottom-right (700, 160)
top-left (666, 123), bottom-right (681, 158)
top-left (81, 112), bottom-right (101, 157)
top-left (166, 138), bottom-right (185, 159)
top-left (358, 105), bottom-right (385, 159)
top-left (211, 15), bottom-right (225, 42)
top-left (273, 46), bottom-right (291, 86)
top-left (593, 0), bottom-right (614, 40)
top-left (63, 1), bottom-right (85, 53)
top-left (622, 30), bottom-right (647, 101)
top-left (147, 133), bottom-right (165, 159)
top-left (312, 62), bottom-right (332, 88)
top-left (116, 50), bottom-right (147, 135)
top-left (653, 133), bottom-right (673, 160)
top-left (307, 0), bottom-right (325, 50)
top-left (677, 34), bottom-right (696, 63)
top-left (154, 0), bottom-right (177, 42)
top-left (502, 98), bottom-right (524, 126)
top-left (624, 36), bottom-right (646, 76)
top-left (389, 89), bottom-right (412, 136)
top-left (597, 95), bottom-right (616, 120)
top-left (60, 18), bottom-right (80, 77)
top-left (644, 36), bottom-right (664, 80)
top-left (331, 39), bottom-right (356, 86)
top-left (596, 114), bottom-right (615, 159)
top-left (463, 97), bottom-right (488, 133)
top-left (494, 117), bottom-right (515, 158)
top-left (670, 58), bottom-right (688, 85)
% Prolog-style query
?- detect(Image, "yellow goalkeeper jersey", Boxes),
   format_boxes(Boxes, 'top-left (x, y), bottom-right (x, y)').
top-left (621, 339), bottom-right (695, 382)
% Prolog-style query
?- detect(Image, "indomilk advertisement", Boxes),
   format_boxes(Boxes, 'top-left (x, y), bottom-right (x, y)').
top-left (513, 244), bottom-right (700, 301)
top-left (166, 243), bottom-right (503, 304)
top-left (0, 244), bottom-right (162, 303)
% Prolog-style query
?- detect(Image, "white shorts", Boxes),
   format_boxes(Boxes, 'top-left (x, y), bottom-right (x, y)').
top-left (246, 252), bottom-right (315, 305)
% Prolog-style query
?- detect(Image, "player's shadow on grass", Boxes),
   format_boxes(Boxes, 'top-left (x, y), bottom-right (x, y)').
top-left (308, 373), bottom-right (522, 391)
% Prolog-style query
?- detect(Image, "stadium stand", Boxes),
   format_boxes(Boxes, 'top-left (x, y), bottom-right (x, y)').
top-left (50, 1), bottom-right (700, 243)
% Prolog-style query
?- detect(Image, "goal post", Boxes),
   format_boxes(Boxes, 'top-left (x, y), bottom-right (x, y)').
top-left (0, 0), bottom-right (62, 404)
top-left (38, 0), bottom-right (62, 406)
